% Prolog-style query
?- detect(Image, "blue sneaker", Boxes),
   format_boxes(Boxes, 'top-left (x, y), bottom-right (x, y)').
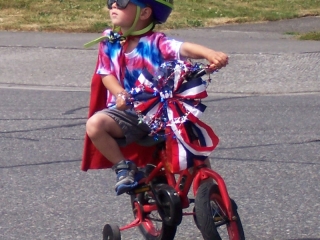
top-left (113, 160), bottom-right (142, 195)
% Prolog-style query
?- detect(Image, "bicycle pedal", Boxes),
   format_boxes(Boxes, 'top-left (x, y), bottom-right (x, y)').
top-left (213, 216), bottom-right (224, 222)
top-left (128, 184), bottom-right (150, 195)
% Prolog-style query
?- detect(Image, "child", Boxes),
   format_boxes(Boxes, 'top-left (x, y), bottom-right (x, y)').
top-left (82, 0), bottom-right (229, 195)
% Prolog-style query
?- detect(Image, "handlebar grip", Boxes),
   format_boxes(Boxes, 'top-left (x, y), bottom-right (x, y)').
top-left (193, 69), bottom-right (208, 78)
top-left (187, 69), bottom-right (208, 81)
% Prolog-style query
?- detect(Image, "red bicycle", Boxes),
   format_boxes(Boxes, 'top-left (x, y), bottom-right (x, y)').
top-left (102, 61), bottom-right (245, 240)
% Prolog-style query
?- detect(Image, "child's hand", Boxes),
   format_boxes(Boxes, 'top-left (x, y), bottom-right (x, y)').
top-left (179, 42), bottom-right (229, 72)
top-left (116, 91), bottom-right (130, 110)
top-left (206, 50), bottom-right (229, 72)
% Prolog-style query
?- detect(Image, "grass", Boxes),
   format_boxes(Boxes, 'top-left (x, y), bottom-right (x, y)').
top-left (299, 31), bottom-right (320, 40)
top-left (0, 0), bottom-right (319, 39)
top-left (285, 30), bottom-right (320, 40)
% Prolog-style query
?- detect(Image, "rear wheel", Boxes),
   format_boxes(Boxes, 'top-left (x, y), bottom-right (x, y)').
top-left (130, 164), bottom-right (178, 240)
top-left (130, 187), bottom-right (177, 240)
top-left (194, 181), bottom-right (245, 240)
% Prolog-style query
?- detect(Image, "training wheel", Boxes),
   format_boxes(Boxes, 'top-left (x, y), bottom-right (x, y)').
top-left (102, 223), bottom-right (121, 240)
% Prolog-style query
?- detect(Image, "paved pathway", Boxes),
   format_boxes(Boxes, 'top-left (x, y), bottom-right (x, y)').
top-left (0, 16), bottom-right (319, 240)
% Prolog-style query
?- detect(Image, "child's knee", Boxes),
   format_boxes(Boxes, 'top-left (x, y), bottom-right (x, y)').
top-left (86, 115), bottom-right (102, 138)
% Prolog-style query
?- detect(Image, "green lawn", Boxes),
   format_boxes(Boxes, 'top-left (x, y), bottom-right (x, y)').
top-left (0, 0), bottom-right (319, 39)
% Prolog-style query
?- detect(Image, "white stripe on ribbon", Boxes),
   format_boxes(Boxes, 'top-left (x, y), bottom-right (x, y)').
top-left (194, 122), bottom-right (214, 146)
top-left (177, 140), bottom-right (187, 171)
top-left (167, 108), bottom-right (213, 157)
top-left (144, 102), bottom-right (161, 121)
top-left (138, 73), bottom-right (153, 88)
top-left (173, 64), bottom-right (182, 91)
top-left (182, 101), bottom-right (204, 118)
top-left (176, 84), bottom-right (206, 98)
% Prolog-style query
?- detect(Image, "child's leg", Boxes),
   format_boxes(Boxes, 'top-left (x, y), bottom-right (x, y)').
top-left (86, 112), bottom-right (125, 164)
top-left (86, 109), bottom-right (150, 195)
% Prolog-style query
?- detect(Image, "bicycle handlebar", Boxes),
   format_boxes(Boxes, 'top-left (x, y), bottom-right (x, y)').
top-left (185, 68), bottom-right (211, 82)
top-left (191, 68), bottom-right (208, 79)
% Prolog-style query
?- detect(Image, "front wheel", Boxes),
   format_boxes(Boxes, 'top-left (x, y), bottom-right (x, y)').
top-left (194, 181), bottom-right (245, 240)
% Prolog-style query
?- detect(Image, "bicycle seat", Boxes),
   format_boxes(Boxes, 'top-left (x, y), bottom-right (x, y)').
top-left (115, 132), bottom-right (166, 147)
top-left (136, 134), bottom-right (166, 147)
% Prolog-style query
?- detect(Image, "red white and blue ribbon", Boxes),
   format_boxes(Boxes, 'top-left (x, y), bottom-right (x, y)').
top-left (128, 60), bottom-right (219, 173)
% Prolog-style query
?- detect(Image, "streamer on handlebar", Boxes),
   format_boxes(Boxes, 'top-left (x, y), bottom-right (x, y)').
top-left (127, 60), bottom-right (219, 173)
top-left (127, 60), bottom-right (213, 134)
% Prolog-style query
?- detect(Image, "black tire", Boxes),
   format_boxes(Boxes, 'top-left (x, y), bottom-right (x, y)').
top-left (154, 184), bottom-right (182, 226)
top-left (102, 223), bottom-right (121, 240)
top-left (195, 181), bottom-right (245, 240)
top-left (130, 166), bottom-right (178, 240)
top-left (130, 190), bottom-right (177, 240)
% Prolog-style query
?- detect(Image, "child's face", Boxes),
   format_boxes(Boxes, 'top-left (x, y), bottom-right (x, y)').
top-left (109, 2), bottom-right (137, 29)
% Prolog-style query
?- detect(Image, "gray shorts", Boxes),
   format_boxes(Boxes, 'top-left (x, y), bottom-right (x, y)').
top-left (97, 108), bottom-right (151, 146)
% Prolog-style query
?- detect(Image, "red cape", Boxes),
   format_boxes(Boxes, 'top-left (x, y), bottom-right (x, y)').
top-left (81, 60), bottom-right (156, 171)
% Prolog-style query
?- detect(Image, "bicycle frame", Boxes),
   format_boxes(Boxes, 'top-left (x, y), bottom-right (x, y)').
top-left (143, 147), bottom-right (234, 220)
top-left (119, 143), bottom-right (235, 232)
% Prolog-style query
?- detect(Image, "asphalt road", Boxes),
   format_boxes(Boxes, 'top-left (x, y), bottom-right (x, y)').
top-left (0, 16), bottom-right (319, 240)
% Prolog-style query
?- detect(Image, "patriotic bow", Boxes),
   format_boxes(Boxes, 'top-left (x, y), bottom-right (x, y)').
top-left (128, 60), bottom-right (219, 173)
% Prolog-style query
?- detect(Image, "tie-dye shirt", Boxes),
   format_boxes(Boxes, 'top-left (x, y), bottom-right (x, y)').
top-left (96, 29), bottom-right (183, 107)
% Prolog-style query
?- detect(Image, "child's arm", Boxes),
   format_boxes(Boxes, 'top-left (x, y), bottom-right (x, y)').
top-left (102, 75), bottom-right (129, 110)
top-left (179, 42), bottom-right (229, 71)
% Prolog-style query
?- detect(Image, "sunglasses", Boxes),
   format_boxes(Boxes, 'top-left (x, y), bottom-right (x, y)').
top-left (107, 0), bottom-right (146, 9)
